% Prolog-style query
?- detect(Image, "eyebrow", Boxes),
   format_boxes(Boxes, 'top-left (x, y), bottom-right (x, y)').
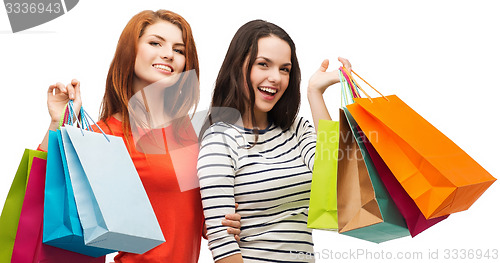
top-left (256, 56), bottom-right (292, 66)
top-left (148, 34), bottom-right (185, 46)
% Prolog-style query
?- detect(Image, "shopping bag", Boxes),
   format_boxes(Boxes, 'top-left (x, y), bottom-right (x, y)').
top-left (10, 156), bottom-right (105, 263)
top-left (346, 95), bottom-right (495, 219)
top-left (60, 124), bottom-right (165, 253)
top-left (355, 121), bottom-right (449, 237)
top-left (43, 130), bottom-right (114, 256)
top-left (337, 108), bottom-right (409, 243)
top-left (0, 149), bottom-right (47, 262)
top-left (11, 157), bottom-right (47, 262)
top-left (341, 68), bottom-right (495, 219)
top-left (35, 239), bottom-right (105, 263)
top-left (307, 119), bottom-right (339, 229)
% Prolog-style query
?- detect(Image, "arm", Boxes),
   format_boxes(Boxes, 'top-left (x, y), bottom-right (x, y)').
top-left (307, 57), bottom-right (351, 132)
top-left (216, 254), bottom-right (244, 263)
top-left (203, 205), bottom-right (241, 242)
top-left (295, 118), bottom-right (317, 172)
top-left (197, 124), bottom-right (242, 262)
top-left (39, 79), bottom-right (82, 151)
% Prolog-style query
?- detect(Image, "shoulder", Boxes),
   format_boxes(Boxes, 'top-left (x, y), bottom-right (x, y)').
top-left (199, 122), bottom-right (244, 155)
top-left (289, 117), bottom-right (314, 136)
top-left (201, 122), bottom-right (242, 143)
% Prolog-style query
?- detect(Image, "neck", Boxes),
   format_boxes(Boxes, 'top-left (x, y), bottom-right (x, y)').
top-left (132, 81), bottom-right (172, 129)
top-left (242, 110), bottom-right (268, 130)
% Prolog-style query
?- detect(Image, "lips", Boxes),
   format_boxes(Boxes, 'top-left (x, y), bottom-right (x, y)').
top-left (257, 86), bottom-right (278, 100)
top-left (152, 64), bottom-right (173, 73)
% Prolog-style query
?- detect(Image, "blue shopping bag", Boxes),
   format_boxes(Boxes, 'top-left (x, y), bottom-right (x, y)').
top-left (60, 123), bottom-right (165, 254)
top-left (43, 130), bottom-right (114, 257)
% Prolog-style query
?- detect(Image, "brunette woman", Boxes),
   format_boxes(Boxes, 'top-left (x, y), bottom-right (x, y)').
top-left (197, 20), bottom-right (350, 262)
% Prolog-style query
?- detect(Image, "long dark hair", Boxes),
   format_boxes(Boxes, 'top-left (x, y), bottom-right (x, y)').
top-left (201, 19), bottom-right (301, 140)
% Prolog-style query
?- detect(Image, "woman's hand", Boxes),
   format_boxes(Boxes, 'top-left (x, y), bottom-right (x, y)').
top-left (307, 57), bottom-right (352, 96)
top-left (202, 203), bottom-right (242, 242)
top-left (222, 203), bottom-right (241, 241)
top-left (307, 57), bottom-right (352, 131)
top-left (39, 79), bottom-right (82, 151)
top-left (47, 79), bottom-right (82, 130)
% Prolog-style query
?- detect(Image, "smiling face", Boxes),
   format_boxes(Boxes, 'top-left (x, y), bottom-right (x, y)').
top-left (133, 21), bottom-right (186, 93)
top-left (247, 35), bottom-right (292, 124)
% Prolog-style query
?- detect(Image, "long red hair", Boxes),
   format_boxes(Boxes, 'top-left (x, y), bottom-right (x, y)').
top-left (99, 10), bottom-right (200, 141)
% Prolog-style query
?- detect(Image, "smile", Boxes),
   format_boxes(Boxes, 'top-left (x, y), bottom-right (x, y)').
top-left (258, 86), bottom-right (277, 95)
top-left (153, 64), bottom-right (173, 73)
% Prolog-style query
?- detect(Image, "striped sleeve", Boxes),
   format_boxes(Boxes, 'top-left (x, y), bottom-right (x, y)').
top-left (197, 123), bottom-right (241, 261)
top-left (294, 117), bottom-right (316, 171)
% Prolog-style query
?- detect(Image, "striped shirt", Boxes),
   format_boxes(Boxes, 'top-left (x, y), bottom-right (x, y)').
top-left (197, 117), bottom-right (316, 262)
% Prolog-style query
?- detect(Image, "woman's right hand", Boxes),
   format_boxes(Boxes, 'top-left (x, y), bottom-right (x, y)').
top-left (307, 57), bottom-right (352, 131)
top-left (307, 57), bottom-right (352, 96)
top-left (47, 79), bottom-right (81, 130)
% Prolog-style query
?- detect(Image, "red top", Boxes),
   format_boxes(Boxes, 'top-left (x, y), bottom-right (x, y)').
top-left (95, 116), bottom-right (203, 263)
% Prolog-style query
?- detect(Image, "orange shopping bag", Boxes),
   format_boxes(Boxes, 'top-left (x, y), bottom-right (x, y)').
top-left (343, 69), bottom-right (496, 219)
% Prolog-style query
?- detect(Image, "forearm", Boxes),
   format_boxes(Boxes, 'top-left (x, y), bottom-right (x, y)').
top-left (307, 89), bottom-right (331, 132)
top-left (216, 253), bottom-right (243, 263)
top-left (39, 121), bottom-right (60, 151)
top-left (306, 57), bottom-right (352, 132)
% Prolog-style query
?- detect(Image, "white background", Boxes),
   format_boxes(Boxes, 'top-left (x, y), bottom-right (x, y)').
top-left (1, 0), bottom-right (498, 262)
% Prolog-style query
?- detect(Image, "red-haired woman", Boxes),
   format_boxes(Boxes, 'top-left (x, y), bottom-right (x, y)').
top-left (39, 10), bottom-right (240, 263)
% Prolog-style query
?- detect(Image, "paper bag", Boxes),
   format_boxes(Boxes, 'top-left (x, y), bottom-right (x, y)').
top-left (60, 125), bottom-right (165, 253)
top-left (307, 119), bottom-right (339, 229)
top-left (347, 95), bottom-right (496, 219)
top-left (338, 109), bottom-right (409, 243)
top-left (0, 149), bottom-right (47, 262)
top-left (43, 130), bottom-right (113, 256)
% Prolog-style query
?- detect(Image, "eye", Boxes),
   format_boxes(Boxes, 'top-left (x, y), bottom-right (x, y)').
top-left (174, 48), bottom-right (185, 55)
top-left (281, 67), bottom-right (291, 73)
top-left (257, 62), bottom-right (268, 67)
top-left (149, 41), bottom-right (161, 47)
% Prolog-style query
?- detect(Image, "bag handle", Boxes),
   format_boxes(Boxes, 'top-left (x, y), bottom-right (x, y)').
top-left (339, 66), bottom-right (389, 103)
top-left (339, 67), bottom-right (360, 98)
top-left (340, 67), bottom-right (367, 107)
top-left (58, 103), bottom-right (69, 128)
top-left (58, 102), bottom-right (76, 128)
top-left (63, 100), bottom-right (110, 142)
top-left (340, 68), bottom-right (355, 107)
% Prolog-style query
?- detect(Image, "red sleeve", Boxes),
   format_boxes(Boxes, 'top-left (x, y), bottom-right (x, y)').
top-left (37, 144), bottom-right (47, 152)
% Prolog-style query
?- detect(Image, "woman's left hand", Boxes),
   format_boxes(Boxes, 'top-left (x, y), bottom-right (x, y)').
top-left (222, 203), bottom-right (241, 241)
top-left (308, 57), bottom-right (352, 95)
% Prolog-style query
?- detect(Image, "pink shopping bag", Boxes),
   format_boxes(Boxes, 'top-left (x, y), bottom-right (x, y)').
top-left (11, 157), bottom-right (105, 263)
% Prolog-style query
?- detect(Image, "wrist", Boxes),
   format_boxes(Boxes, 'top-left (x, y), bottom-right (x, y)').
top-left (48, 120), bottom-right (60, 131)
top-left (307, 87), bottom-right (324, 98)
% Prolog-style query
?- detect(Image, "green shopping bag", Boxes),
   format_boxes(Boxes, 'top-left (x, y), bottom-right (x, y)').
top-left (307, 119), bottom-right (339, 229)
top-left (0, 149), bottom-right (47, 262)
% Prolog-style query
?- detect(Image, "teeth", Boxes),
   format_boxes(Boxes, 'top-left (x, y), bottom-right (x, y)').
top-left (153, 64), bottom-right (172, 72)
top-left (258, 87), bottom-right (277, 94)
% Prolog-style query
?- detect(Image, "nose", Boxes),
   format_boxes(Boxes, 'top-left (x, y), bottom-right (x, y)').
top-left (161, 45), bottom-right (174, 60)
top-left (267, 67), bottom-right (281, 83)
